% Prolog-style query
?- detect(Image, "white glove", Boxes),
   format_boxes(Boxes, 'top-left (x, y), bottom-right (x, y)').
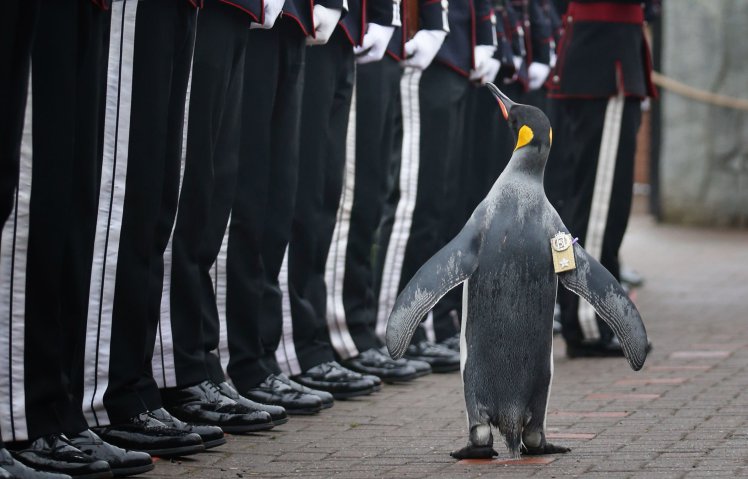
top-left (250, 0), bottom-right (286, 29)
top-left (401, 29), bottom-right (447, 70)
top-left (528, 62), bottom-right (551, 90)
top-left (469, 45), bottom-right (498, 84)
top-left (512, 55), bottom-right (523, 72)
top-left (354, 23), bottom-right (395, 64)
top-left (306, 5), bottom-right (342, 45)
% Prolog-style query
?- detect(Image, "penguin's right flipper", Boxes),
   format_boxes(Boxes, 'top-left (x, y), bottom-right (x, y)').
top-left (385, 209), bottom-right (485, 359)
top-left (558, 244), bottom-right (649, 371)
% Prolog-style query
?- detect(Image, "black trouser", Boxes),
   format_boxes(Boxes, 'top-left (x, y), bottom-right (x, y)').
top-left (0, 0), bottom-right (107, 442)
top-left (0, 2), bottom-right (38, 445)
top-left (321, 56), bottom-right (402, 359)
top-left (223, 19), bottom-right (306, 392)
top-left (282, 30), bottom-right (354, 373)
top-left (0, 0), bottom-right (39, 231)
top-left (375, 63), bottom-right (470, 345)
top-left (80, 0), bottom-right (197, 426)
top-left (164, 0), bottom-right (248, 387)
top-left (557, 97), bottom-right (641, 345)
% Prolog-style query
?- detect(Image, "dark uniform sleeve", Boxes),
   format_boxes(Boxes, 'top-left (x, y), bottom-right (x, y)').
top-left (495, 0), bottom-right (518, 79)
top-left (529, 0), bottom-right (552, 64)
top-left (315, 0), bottom-right (348, 12)
top-left (221, 0), bottom-right (264, 22)
top-left (420, 0), bottom-right (449, 32)
top-left (475, 0), bottom-right (496, 46)
top-left (368, 0), bottom-right (402, 26)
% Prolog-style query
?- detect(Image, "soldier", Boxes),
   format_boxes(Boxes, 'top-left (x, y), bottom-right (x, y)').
top-left (0, 0), bottom-right (153, 476)
top-left (373, 0), bottom-right (496, 371)
top-left (547, 0), bottom-right (657, 357)
top-left (213, 0), bottom-right (337, 414)
top-left (149, 0), bottom-right (289, 431)
top-left (273, 0), bottom-right (389, 398)
top-left (323, 0), bottom-right (480, 380)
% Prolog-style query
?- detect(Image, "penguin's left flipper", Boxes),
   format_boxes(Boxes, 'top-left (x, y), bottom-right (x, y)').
top-left (521, 443), bottom-right (571, 455)
top-left (385, 208), bottom-right (486, 359)
top-left (558, 244), bottom-right (650, 371)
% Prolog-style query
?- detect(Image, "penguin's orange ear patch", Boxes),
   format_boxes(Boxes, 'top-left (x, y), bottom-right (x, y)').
top-left (515, 125), bottom-right (534, 151)
top-left (549, 127), bottom-right (553, 145)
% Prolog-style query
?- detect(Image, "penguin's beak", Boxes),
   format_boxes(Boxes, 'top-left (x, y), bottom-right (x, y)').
top-left (486, 83), bottom-right (516, 121)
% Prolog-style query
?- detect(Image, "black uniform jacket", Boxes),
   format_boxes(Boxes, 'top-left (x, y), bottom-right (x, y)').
top-left (547, 0), bottom-right (657, 99)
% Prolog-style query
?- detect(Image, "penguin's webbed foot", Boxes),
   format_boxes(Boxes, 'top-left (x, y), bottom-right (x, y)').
top-left (521, 442), bottom-right (571, 455)
top-left (450, 445), bottom-right (499, 460)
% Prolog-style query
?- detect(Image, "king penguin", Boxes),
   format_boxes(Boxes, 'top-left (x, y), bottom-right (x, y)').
top-left (385, 84), bottom-right (649, 460)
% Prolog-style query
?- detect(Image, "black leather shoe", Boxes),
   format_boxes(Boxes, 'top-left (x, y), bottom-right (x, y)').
top-left (161, 380), bottom-right (274, 433)
top-left (278, 376), bottom-right (334, 409)
top-left (404, 341), bottom-right (460, 373)
top-left (216, 382), bottom-right (289, 426)
top-left (67, 431), bottom-right (152, 478)
top-left (146, 409), bottom-right (225, 450)
top-left (378, 347), bottom-right (432, 378)
top-left (1, 447), bottom-right (71, 479)
top-left (243, 374), bottom-right (323, 415)
top-left (11, 435), bottom-right (112, 479)
top-left (343, 348), bottom-right (418, 383)
top-left (566, 337), bottom-right (653, 359)
top-left (91, 412), bottom-right (204, 458)
top-left (292, 361), bottom-right (376, 399)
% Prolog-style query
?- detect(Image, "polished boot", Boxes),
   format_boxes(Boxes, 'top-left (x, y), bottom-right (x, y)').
top-left (67, 431), bottom-right (152, 478)
top-left (10, 434), bottom-right (111, 479)
top-left (161, 380), bottom-right (273, 433)
top-left (1, 447), bottom-right (72, 479)
top-left (91, 412), bottom-right (204, 458)
top-left (216, 382), bottom-right (289, 426)
top-left (291, 362), bottom-right (376, 399)
top-left (146, 409), bottom-right (225, 450)
top-left (243, 374), bottom-right (323, 415)
top-left (403, 340), bottom-right (460, 373)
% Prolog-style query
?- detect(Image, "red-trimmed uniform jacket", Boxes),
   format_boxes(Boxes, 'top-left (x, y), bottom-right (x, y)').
top-left (547, 0), bottom-right (657, 99)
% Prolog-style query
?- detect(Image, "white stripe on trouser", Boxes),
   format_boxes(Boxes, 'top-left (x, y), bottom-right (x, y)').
top-left (324, 74), bottom-right (359, 360)
top-left (578, 94), bottom-right (625, 341)
top-left (375, 67), bottom-right (422, 340)
top-left (275, 247), bottom-right (302, 376)
top-left (211, 215), bottom-right (231, 373)
top-left (0, 74), bottom-right (33, 442)
top-left (153, 36), bottom-right (196, 390)
top-left (82, 1), bottom-right (138, 427)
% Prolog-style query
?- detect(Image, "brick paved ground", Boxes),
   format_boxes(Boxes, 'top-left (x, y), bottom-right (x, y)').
top-left (149, 213), bottom-right (748, 478)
